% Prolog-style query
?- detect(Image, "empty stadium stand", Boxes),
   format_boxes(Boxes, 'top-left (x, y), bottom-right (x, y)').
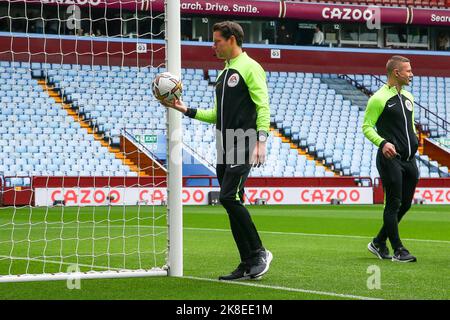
top-left (0, 62), bottom-right (136, 177)
top-left (0, 60), bottom-right (448, 179)
top-left (259, 70), bottom-right (449, 178)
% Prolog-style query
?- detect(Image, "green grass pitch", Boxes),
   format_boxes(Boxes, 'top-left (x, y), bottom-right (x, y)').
top-left (0, 204), bottom-right (449, 300)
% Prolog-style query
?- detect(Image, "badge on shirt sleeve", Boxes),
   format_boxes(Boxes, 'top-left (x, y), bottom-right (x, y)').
top-left (227, 73), bottom-right (240, 87)
top-left (405, 99), bottom-right (413, 111)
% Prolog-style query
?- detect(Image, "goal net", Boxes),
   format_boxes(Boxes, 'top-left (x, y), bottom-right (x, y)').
top-left (0, 0), bottom-right (183, 282)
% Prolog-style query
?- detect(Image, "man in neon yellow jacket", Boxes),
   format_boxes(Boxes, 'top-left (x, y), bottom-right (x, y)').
top-left (162, 21), bottom-right (272, 280)
top-left (362, 55), bottom-right (419, 263)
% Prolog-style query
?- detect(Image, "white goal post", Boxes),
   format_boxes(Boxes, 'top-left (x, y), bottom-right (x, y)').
top-left (166, 0), bottom-right (183, 278)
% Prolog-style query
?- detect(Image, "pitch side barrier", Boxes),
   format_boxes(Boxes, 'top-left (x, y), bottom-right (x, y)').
top-left (373, 177), bottom-right (450, 205)
top-left (1, 176), bottom-right (449, 206)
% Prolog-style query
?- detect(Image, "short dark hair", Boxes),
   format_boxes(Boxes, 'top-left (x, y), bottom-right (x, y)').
top-left (386, 55), bottom-right (410, 76)
top-left (213, 21), bottom-right (244, 47)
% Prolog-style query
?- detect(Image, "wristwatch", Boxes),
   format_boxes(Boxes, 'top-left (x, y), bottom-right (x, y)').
top-left (257, 131), bottom-right (268, 143)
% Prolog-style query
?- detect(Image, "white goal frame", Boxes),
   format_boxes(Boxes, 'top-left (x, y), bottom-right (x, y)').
top-left (0, 0), bottom-right (183, 283)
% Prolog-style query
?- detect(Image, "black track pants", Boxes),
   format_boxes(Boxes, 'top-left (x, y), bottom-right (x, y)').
top-left (374, 150), bottom-right (419, 250)
top-left (216, 164), bottom-right (264, 263)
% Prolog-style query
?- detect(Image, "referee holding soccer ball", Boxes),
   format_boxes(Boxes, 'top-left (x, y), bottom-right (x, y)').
top-left (161, 21), bottom-right (272, 280)
top-left (363, 55), bottom-right (419, 263)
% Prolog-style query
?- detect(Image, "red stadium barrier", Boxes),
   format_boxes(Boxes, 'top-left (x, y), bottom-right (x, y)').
top-left (373, 177), bottom-right (450, 204)
top-left (1, 187), bottom-right (34, 207)
top-left (2, 176), bottom-right (449, 206)
top-left (423, 138), bottom-right (450, 168)
top-left (32, 176), bottom-right (168, 188)
top-left (2, 176), bottom-right (371, 206)
top-left (373, 177), bottom-right (385, 204)
top-left (184, 176), bottom-right (372, 187)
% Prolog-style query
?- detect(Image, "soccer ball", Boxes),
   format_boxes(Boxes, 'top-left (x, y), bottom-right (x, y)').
top-left (152, 72), bottom-right (182, 102)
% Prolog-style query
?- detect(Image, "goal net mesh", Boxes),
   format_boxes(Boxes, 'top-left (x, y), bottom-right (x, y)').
top-left (0, 0), bottom-right (171, 281)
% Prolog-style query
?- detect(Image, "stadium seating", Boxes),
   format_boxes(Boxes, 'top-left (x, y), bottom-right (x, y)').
top-left (291, 0), bottom-right (448, 8)
top-left (258, 71), bottom-right (382, 179)
top-left (258, 70), bottom-right (449, 178)
top-left (0, 61), bottom-right (136, 177)
top-left (0, 60), bottom-right (448, 179)
top-left (44, 64), bottom-right (335, 178)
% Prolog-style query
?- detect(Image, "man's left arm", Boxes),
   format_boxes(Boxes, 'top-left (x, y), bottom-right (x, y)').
top-left (246, 63), bottom-right (270, 165)
top-left (247, 63), bottom-right (270, 137)
top-left (405, 92), bottom-right (417, 135)
top-left (412, 96), bottom-right (417, 135)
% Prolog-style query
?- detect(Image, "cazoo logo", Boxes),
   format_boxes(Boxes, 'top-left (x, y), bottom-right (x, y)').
top-left (322, 6), bottom-right (380, 24)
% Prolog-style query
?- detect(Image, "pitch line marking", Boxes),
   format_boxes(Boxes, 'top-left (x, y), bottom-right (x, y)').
top-left (3, 225), bottom-right (450, 244)
top-left (183, 226), bottom-right (450, 245)
top-left (0, 255), bottom-right (382, 300)
top-left (184, 276), bottom-right (383, 300)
